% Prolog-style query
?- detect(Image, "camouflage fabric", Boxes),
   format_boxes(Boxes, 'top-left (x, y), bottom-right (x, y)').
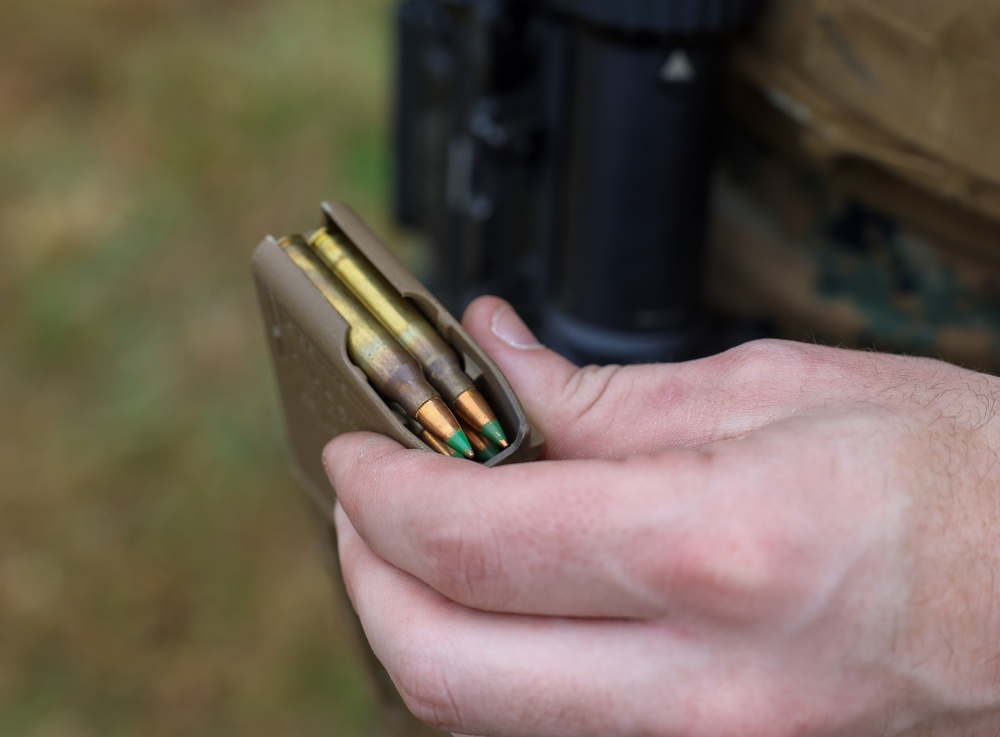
top-left (708, 122), bottom-right (1000, 375)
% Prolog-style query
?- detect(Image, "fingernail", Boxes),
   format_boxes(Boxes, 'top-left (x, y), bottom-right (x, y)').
top-left (491, 304), bottom-right (542, 349)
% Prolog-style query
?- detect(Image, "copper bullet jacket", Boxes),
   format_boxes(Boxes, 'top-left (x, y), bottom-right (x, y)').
top-left (389, 404), bottom-right (463, 459)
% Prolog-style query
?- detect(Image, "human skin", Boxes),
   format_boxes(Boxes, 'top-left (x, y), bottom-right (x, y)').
top-left (325, 296), bottom-right (1000, 737)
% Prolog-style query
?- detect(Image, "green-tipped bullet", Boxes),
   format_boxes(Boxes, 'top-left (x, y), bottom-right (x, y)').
top-left (459, 418), bottom-right (502, 462)
top-left (416, 396), bottom-right (474, 457)
top-left (306, 227), bottom-right (509, 448)
top-left (479, 418), bottom-right (508, 450)
top-left (278, 236), bottom-right (473, 458)
top-left (392, 403), bottom-right (467, 459)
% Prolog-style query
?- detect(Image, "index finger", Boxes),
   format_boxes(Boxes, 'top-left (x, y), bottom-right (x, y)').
top-left (326, 432), bottom-right (661, 619)
top-left (324, 427), bottom-right (824, 623)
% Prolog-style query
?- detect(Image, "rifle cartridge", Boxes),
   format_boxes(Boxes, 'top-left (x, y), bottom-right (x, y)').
top-left (278, 236), bottom-right (473, 458)
top-left (306, 227), bottom-right (509, 448)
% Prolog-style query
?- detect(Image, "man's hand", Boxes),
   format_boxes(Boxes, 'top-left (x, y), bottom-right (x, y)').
top-left (325, 296), bottom-right (1000, 737)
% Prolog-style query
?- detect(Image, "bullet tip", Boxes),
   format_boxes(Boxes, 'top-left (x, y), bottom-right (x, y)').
top-left (476, 444), bottom-right (501, 462)
top-left (448, 430), bottom-right (475, 459)
top-left (480, 419), bottom-right (509, 448)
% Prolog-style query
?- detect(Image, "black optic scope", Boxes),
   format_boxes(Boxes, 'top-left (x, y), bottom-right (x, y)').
top-left (395, 0), bottom-right (759, 365)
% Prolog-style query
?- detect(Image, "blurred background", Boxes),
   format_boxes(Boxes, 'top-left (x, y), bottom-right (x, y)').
top-left (0, 0), bottom-right (398, 734)
top-left (4, 0), bottom-right (1000, 734)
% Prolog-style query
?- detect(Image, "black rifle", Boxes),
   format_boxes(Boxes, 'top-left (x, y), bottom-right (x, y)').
top-left (395, 0), bottom-right (759, 365)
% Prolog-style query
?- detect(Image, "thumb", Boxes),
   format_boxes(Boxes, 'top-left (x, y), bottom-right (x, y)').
top-left (461, 297), bottom-right (705, 459)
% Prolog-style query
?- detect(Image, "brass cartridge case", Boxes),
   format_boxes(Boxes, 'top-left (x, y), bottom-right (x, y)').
top-left (306, 228), bottom-right (475, 401)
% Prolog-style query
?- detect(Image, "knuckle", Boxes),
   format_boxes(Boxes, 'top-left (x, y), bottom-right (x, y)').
top-left (670, 517), bottom-right (808, 620)
top-left (392, 644), bottom-right (466, 731)
top-left (420, 513), bottom-right (512, 608)
top-left (630, 453), bottom-right (813, 620)
top-left (559, 363), bottom-right (626, 425)
top-left (713, 339), bottom-right (820, 398)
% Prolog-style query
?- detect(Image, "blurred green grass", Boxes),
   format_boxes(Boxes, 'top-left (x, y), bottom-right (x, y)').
top-left (0, 0), bottom-right (402, 734)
